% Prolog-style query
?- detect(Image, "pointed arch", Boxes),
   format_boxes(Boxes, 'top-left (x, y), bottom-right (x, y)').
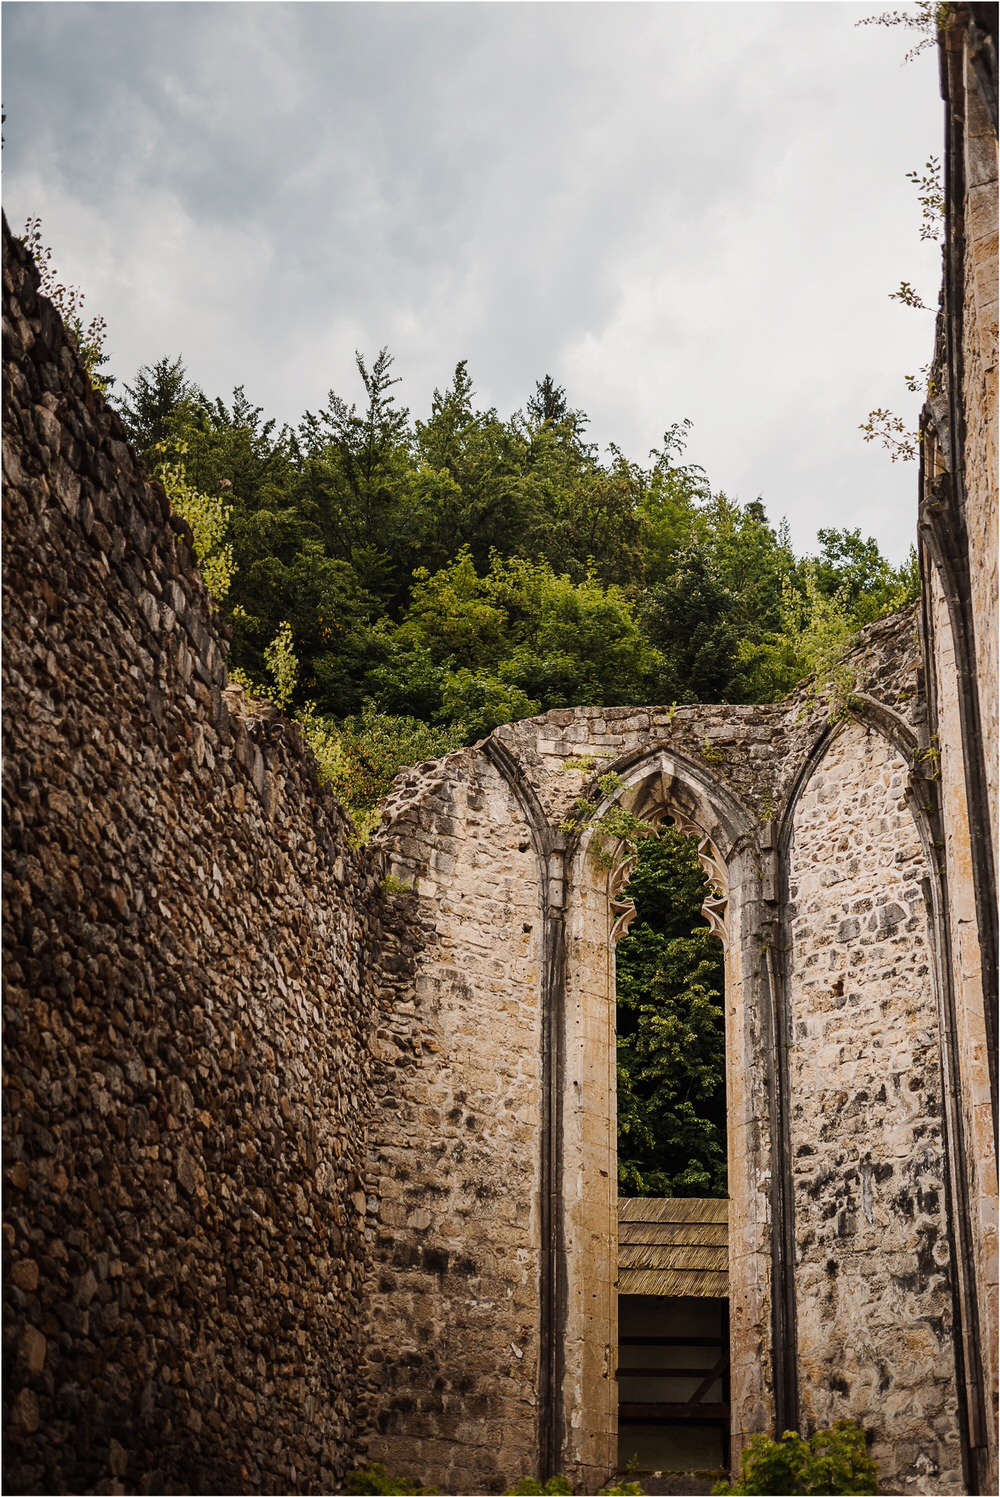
top-left (555, 744), bottom-right (779, 1476)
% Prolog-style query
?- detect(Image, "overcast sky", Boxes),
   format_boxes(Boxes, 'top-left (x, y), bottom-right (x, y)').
top-left (3, 1), bottom-right (943, 560)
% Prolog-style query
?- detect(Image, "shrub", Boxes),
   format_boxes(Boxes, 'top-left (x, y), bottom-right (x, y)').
top-left (712, 1422), bottom-right (877, 1496)
top-left (504, 1479), bottom-right (574, 1496)
top-left (343, 1463), bottom-right (439, 1495)
top-left (154, 439), bottom-right (235, 602)
top-left (297, 700), bottom-right (463, 842)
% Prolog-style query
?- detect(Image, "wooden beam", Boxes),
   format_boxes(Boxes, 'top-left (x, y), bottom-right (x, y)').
top-left (618, 1335), bottom-right (725, 1347)
top-left (618, 1402), bottom-right (729, 1424)
top-left (687, 1354), bottom-right (730, 1406)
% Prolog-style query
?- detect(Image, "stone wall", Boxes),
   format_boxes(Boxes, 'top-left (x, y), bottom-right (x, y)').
top-left (960, 11), bottom-right (999, 861)
top-left (360, 751), bottom-right (546, 1494)
top-left (917, 9), bottom-right (999, 1492)
top-left (923, 565), bottom-right (997, 1489)
top-left (2, 220), bottom-right (381, 1494)
top-left (786, 720), bottom-right (961, 1492)
top-left (359, 614), bottom-right (977, 1493)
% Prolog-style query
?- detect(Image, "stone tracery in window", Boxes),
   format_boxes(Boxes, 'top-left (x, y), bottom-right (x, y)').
top-left (606, 808), bottom-right (729, 949)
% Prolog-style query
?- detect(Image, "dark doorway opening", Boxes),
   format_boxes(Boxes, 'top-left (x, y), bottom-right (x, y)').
top-left (617, 1296), bottom-right (729, 1473)
top-left (617, 1207), bottom-right (730, 1473)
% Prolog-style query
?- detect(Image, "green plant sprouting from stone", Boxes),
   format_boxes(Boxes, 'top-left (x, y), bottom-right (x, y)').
top-left (917, 738), bottom-right (942, 779)
top-left (559, 753), bottom-right (608, 773)
top-left (505, 1479), bottom-right (645, 1497)
top-left (590, 804), bottom-right (657, 869)
top-left (890, 278), bottom-right (934, 312)
top-left (503, 1478), bottom-right (574, 1496)
top-left (906, 156), bottom-right (945, 240)
top-left (855, 2), bottom-right (952, 63)
top-left (903, 363), bottom-right (938, 396)
top-left (18, 215), bottom-right (113, 394)
top-left (560, 771), bottom-right (626, 831)
top-left (859, 76), bottom-right (946, 461)
top-left (559, 771), bottom-right (665, 869)
top-left (344, 1463), bottom-right (439, 1495)
top-left (859, 407), bottom-right (921, 462)
top-left (153, 438), bottom-right (235, 601)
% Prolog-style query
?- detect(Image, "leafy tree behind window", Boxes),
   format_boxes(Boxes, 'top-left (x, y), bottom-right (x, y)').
top-left (616, 830), bottom-right (727, 1198)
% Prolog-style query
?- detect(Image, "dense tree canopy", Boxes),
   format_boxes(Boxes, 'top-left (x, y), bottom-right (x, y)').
top-left (116, 349), bottom-right (917, 1199)
top-left (117, 350), bottom-right (916, 735)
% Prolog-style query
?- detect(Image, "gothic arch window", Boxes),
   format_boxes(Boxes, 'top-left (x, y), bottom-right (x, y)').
top-left (555, 748), bottom-right (774, 1480)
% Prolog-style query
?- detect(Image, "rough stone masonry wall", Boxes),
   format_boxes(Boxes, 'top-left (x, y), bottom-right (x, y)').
top-left (2, 221), bottom-right (380, 1494)
top-left (917, 12), bottom-right (999, 1491)
top-left (360, 751), bottom-right (546, 1494)
top-left (959, 17), bottom-right (999, 860)
top-left (787, 720), bottom-right (962, 1494)
top-left (924, 564), bottom-right (998, 1484)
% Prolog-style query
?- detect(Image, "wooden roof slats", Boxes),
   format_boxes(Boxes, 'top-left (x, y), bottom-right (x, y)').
top-left (617, 1198), bottom-right (730, 1297)
top-left (618, 1197), bottom-right (729, 1224)
top-left (619, 1245), bottom-right (727, 1272)
top-left (618, 1402), bottom-right (729, 1424)
top-left (619, 1224), bottom-right (728, 1249)
top-left (619, 1335), bottom-right (726, 1346)
top-left (617, 1268), bottom-right (729, 1297)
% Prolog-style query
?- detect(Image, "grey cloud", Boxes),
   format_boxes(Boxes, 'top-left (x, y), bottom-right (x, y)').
top-left (3, 1), bottom-right (942, 560)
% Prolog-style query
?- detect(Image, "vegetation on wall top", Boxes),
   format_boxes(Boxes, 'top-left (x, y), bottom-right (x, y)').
top-left (113, 352), bottom-right (917, 754)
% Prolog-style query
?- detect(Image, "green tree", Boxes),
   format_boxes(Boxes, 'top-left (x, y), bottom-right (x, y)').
top-left (641, 547), bottom-right (740, 703)
top-left (293, 347), bottom-right (414, 609)
top-left (734, 563), bottom-right (864, 718)
top-left (113, 345), bottom-right (918, 767)
top-left (806, 526), bottom-right (918, 626)
top-left (537, 444), bottom-right (648, 588)
top-left (412, 363), bottom-right (528, 572)
top-left (233, 543), bottom-right (381, 716)
top-left (616, 830), bottom-right (727, 1198)
top-left (412, 367), bottom-right (646, 586)
top-left (637, 419), bottom-right (711, 582)
top-left (117, 355), bottom-right (197, 461)
top-left (526, 373), bottom-right (572, 427)
top-left (695, 495), bottom-right (795, 649)
top-left (372, 549), bottom-right (661, 737)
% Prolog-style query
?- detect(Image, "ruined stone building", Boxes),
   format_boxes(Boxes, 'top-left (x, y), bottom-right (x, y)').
top-left (2, 7), bottom-right (996, 1495)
